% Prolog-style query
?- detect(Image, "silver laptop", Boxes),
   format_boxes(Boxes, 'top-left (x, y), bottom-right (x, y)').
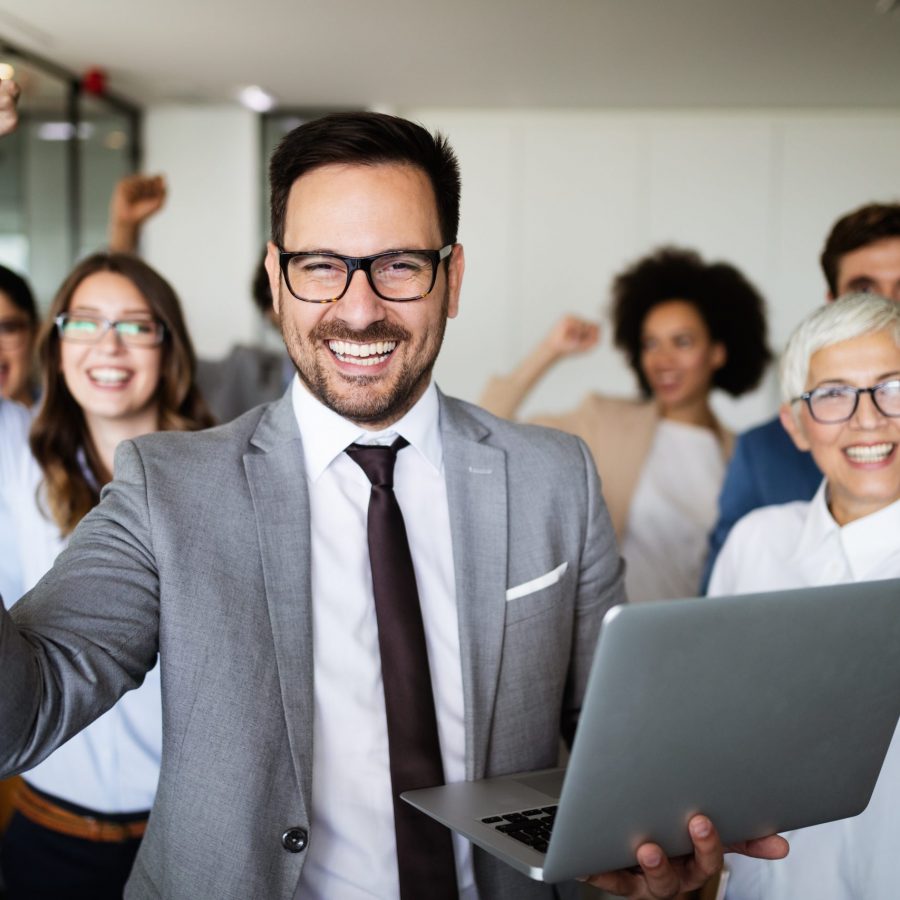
top-left (403, 579), bottom-right (900, 882)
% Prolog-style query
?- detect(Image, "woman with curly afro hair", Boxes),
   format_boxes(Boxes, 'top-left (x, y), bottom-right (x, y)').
top-left (481, 246), bottom-right (771, 603)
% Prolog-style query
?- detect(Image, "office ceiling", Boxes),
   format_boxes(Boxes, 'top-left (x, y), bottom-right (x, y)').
top-left (0, 0), bottom-right (898, 111)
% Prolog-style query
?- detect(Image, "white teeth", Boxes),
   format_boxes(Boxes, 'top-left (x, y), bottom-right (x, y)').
top-left (88, 367), bottom-right (131, 385)
top-left (328, 340), bottom-right (396, 363)
top-left (845, 443), bottom-right (894, 463)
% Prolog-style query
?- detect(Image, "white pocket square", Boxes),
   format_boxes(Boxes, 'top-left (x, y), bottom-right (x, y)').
top-left (506, 561), bottom-right (568, 602)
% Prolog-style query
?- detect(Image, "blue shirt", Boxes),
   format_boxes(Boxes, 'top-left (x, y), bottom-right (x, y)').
top-left (700, 416), bottom-right (821, 592)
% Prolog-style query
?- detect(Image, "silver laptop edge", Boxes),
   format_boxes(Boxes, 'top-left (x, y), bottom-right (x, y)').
top-left (403, 579), bottom-right (900, 882)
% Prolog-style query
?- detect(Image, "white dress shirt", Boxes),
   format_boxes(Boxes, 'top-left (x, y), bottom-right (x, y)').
top-left (621, 419), bottom-right (725, 603)
top-left (291, 377), bottom-right (477, 900)
top-left (709, 482), bottom-right (900, 900)
top-left (0, 398), bottom-right (162, 814)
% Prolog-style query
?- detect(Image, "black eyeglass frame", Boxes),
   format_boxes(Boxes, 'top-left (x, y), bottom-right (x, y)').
top-left (278, 244), bottom-right (454, 304)
top-left (792, 379), bottom-right (900, 423)
top-left (54, 313), bottom-right (167, 346)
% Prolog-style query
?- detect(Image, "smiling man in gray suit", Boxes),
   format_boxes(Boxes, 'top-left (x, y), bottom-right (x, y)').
top-left (0, 110), bottom-right (784, 900)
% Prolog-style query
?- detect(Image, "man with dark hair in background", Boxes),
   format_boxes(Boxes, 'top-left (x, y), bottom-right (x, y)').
top-left (701, 201), bottom-right (900, 589)
top-left (194, 250), bottom-right (293, 421)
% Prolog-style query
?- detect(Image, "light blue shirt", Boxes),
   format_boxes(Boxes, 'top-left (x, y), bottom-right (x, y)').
top-left (0, 397), bottom-right (162, 813)
top-left (0, 398), bottom-right (33, 608)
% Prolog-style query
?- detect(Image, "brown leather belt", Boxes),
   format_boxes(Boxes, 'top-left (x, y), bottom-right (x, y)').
top-left (13, 780), bottom-right (148, 842)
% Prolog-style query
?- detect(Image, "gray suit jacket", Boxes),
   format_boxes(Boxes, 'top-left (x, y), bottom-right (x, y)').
top-left (0, 390), bottom-right (624, 899)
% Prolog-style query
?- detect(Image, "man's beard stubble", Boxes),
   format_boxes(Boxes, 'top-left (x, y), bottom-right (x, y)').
top-left (280, 290), bottom-right (450, 428)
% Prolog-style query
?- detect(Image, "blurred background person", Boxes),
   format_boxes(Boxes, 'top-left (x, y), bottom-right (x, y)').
top-left (0, 264), bottom-right (39, 408)
top-left (0, 252), bottom-right (213, 900)
top-left (702, 201), bottom-right (900, 590)
top-left (481, 246), bottom-right (770, 604)
top-left (708, 292), bottom-right (900, 900)
top-left (194, 250), bottom-right (292, 421)
top-left (107, 178), bottom-right (290, 422)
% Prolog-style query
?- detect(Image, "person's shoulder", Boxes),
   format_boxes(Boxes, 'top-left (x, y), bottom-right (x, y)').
top-left (451, 394), bottom-right (589, 454)
top-left (448, 393), bottom-right (536, 433)
top-left (0, 398), bottom-right (31, 433)
top-left (0, 400), bottom-right (32, 475)
top-left (711, 498), bottom-right (811, 594)
top-left (198, 343), bottom-right (283, 379)
top-left (225, 343), bottom-right (283, 367)
top-left (735, 415), bottom-right (790, 451)
top-left (730, 498), bottom-right (810, 544)
top-left (574, 392), bottom-right (653, 418)
top-left (577, 393), bottom-right (657, 435)
top-left (130, 401), bottom-right (272, 458)
top-left (526, 392), bottom-right (654, 438)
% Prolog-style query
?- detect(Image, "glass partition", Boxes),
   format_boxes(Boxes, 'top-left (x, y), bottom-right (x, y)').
top-left (0, 40), bottom-right (140, 311)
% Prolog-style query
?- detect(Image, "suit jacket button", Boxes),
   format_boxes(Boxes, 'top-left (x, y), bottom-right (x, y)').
top-left (281, 827), bottom-right (308, 853)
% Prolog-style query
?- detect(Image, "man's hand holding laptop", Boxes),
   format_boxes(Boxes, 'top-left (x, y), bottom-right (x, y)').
top-left (584, 815), bottom-right (789, 898)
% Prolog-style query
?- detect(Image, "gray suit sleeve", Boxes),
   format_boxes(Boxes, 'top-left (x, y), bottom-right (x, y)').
top-left (0, 440), bottom-right (160, 776)
top-left (561, 436), bottom-right (626, 745)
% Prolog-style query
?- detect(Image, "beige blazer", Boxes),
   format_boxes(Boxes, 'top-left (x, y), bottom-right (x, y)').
top-left (482, 378), bottom-right (733, 540)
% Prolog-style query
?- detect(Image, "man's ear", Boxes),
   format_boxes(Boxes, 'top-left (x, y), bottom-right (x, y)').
top-left (265, 242), bottom-right (282, 318)
top-left (445, 243), bottom-right (465, 320)
top-left (779, 402), bottom-right (811, 451)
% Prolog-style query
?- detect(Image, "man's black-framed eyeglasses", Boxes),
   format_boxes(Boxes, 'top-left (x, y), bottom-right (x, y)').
top-left (55, 313), bottom-right (166, 347)
top-left (793, 379), bottom-right (900, 423)
top-left (278, 245), bottom-right (453, 304)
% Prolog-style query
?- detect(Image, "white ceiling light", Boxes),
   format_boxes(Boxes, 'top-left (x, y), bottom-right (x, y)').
top-left (237, 85), bottom-right (276, 113)
top-left (36, 122), bottom-right (95, 141)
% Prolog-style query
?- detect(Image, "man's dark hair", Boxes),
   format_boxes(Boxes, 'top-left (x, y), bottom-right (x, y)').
top-left (269, 112), bottom-right (461, 249)
top-left (0, 264), bottom-right (38, 325)
top-left (820, 202), bottom-right (900, 296)
top-left (611, 246), bottom-right (771, 398)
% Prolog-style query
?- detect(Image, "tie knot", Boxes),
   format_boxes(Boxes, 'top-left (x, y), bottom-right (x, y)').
top-left (346, 436), bottom-right (409, 488)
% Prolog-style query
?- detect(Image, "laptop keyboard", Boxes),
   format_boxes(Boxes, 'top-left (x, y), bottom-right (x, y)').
top-left (480, 805), bottom-right (557, 854)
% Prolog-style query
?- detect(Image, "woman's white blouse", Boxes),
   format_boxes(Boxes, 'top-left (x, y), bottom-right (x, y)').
top-left (621, 418), bottom-right (725, 603)
top-left (709, 483), bottom-right (900, 900)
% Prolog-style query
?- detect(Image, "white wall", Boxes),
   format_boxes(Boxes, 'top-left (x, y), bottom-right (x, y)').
top-left (408, 108), bottom-right (900, 430)
top-left (141, 105), bottom-right (900, 430)
top-left (141, 105), bottom-right (260, 358)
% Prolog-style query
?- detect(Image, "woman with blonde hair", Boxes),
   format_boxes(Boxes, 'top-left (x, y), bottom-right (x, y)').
top-left (0, 252), bottom-right (212, 899)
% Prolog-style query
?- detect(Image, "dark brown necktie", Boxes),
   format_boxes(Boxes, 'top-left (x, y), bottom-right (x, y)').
top-left (346, 437), bottom-right (459, 899)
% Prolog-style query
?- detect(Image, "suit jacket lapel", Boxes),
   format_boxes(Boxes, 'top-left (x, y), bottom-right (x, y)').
top-left (243, 394), bottom-right (315, 816)
top-left (440, 392), bottom-right (508, 781)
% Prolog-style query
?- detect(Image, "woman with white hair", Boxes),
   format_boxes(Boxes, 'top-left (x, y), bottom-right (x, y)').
top-left (708, 292), bottom-right (900, 899)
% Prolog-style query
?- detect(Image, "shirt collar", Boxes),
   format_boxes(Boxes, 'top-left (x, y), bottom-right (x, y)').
top-left (290, 375), bottom-right (443, 481)
top-left (793, 479), bottom-right (900, 580)
top-left (840, 494), bottom-right (900, 580)
top-left (793, 480), bottom-right (835, 556)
